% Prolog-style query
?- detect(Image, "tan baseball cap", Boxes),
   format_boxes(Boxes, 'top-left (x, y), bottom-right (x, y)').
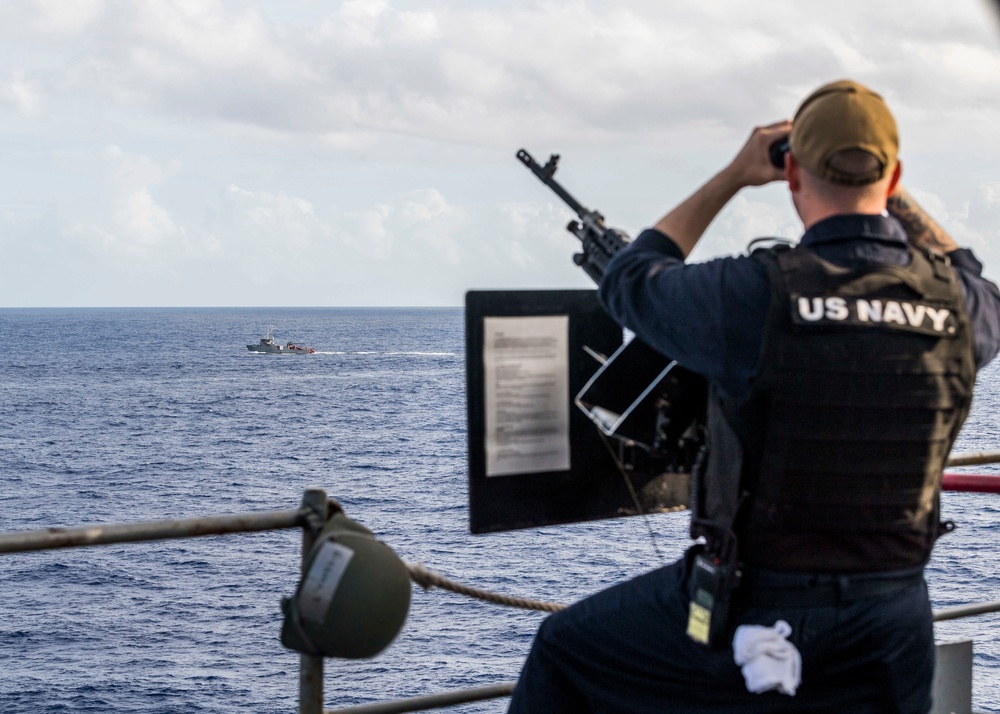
top-left (790, 79), bottom-right (898, 186)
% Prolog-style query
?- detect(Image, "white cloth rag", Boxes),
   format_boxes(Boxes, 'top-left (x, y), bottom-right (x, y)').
top-left (732, 620), bottom-right (801, 696)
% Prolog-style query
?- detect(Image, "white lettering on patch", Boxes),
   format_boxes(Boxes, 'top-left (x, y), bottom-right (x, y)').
top-left (926, 307), bottom-right (951, 332)
top-left (825, 296), bottom-right (848, 321)
top-left (790, 294), bottom-right (956, 336)
top-left (857, 300), bottom-right (882, 322)
top-left (882, 301), bottom-right (907, 325)
top-left (902, 302), bottom-right (927, 328)
top-left (798, 297), bottom-right (824, 321)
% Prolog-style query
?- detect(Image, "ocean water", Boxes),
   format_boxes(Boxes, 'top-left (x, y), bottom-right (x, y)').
top-left (0, 307), bottom-right (997, 713)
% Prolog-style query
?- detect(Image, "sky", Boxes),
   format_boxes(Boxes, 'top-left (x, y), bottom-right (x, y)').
top-left (2, 0), bottom-right (1000, 307)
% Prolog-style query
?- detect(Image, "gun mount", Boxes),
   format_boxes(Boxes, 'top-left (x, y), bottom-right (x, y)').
top-left (511, 149), bottom-right (709, 512)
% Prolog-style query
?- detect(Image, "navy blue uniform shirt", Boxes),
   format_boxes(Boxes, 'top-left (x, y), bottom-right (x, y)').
top-left (598, 213), bottom-right (1000, 401)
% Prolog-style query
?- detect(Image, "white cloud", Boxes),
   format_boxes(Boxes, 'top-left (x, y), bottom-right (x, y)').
top-left (204, 184), bottom-right (573, 285)
top-left (30, 0), bottom-right (103, 34)
top-left (3, 0), bottom-right (997, 150)
top-left (316, 0), bottom-right (441, 48)
top-left (1, 0), bottom-right (1000, 306)
top-left (0, 70), bottom-right (40, 114)
top-left (67, 145), bottom-right (185, 257)
top-left (1, 170), bottom-right (568, 306)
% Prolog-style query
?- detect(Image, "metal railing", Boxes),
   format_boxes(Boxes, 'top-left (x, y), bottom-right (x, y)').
top-left (327, 683), bottom-right (518, 714)
top-left (945, 450), bottom-right (1000, 467)
top-left (0, 488), bottom-right (333, 714)
top-left (1, 451), bottom-right (999, 713)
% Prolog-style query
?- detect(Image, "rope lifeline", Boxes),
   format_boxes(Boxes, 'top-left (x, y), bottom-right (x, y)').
top-left (406, 562), bottom-right (567, 613)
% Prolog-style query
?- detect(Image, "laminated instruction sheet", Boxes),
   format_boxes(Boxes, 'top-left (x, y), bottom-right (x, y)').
top-left (483, 315), bottom-right (570, 477)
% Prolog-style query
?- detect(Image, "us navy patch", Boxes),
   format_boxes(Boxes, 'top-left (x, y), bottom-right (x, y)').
top-left (790, 294), bottom-right (958, 337)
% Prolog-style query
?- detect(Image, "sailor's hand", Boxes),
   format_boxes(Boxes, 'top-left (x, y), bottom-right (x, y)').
top-left (724, 120), bottom-right (791, 188)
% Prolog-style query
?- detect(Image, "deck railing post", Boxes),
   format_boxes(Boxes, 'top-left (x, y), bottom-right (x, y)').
top-left (299, 489), bottom-right (328, 714)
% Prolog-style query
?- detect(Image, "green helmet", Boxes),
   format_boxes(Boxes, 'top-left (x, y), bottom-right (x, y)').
top-left (281, 511), bottom-right (411, 658)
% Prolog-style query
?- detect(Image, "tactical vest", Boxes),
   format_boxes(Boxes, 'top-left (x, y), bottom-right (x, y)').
top-left (691, 244), bottom-right (975, 572)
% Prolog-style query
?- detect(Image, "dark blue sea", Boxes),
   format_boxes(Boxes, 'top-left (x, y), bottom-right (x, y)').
top-left (0, 307), bottom-right (997, 713)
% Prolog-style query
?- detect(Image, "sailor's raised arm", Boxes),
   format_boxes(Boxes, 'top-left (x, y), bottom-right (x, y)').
top-left (653, 120), bottom-right (790, 257)
top-left (887, 185), bottom-right (1000, 369)
top-left (886, 185), bottom-right (960, 254)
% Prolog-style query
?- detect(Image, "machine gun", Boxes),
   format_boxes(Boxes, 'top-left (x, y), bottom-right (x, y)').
top-left (516, 149), bottom-right (631, 283)
top-left (516, 148), bottom-right (707, 485)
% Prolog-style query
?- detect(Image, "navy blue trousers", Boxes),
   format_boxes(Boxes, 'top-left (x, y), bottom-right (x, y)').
top-left (508, 553), bottom-right (933, 714)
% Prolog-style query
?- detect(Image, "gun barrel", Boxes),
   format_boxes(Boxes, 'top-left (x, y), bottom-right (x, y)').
top-left (516, 149), bottom-right (589, 218)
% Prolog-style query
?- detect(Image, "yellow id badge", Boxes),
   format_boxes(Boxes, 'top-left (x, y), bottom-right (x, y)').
top-left (686, 601), bottom-right (711, 644)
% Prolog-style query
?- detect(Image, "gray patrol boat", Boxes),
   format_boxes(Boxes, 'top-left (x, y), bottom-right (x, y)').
top-left (247, 325), bottom-right (315, 354)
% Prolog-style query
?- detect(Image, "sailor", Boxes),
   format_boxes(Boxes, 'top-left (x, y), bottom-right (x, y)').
top-left (508, 80), bottom-right (1000, 713)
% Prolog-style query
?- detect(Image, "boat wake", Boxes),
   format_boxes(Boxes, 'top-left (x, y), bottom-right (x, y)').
top-left (279, 351), bottom-right (457, 357)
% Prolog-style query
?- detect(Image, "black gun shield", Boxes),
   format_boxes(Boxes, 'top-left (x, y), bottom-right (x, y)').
top-left (467, 289), bottom-right (667, 533)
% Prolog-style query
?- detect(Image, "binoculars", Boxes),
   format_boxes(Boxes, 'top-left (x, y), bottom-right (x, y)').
top-left (769, 138), bottom-right (790, 169)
